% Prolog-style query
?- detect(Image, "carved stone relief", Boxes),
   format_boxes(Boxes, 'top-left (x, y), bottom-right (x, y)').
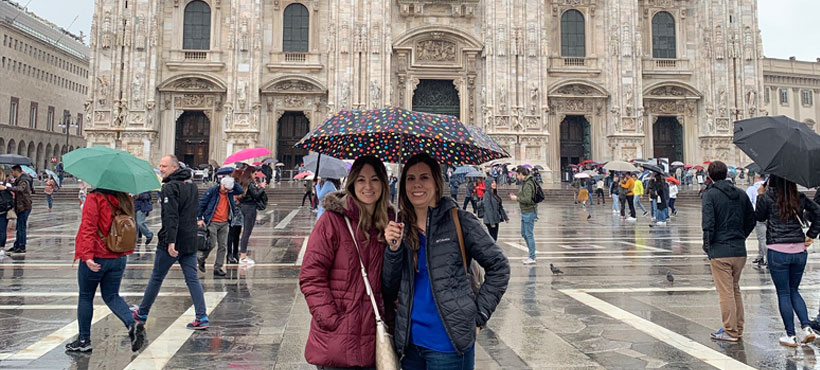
top-left (415, 40), bottom-right (457, 62)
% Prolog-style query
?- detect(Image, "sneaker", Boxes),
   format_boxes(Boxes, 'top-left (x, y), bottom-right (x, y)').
top-left (144, 236), bottom-right (153, 247)
top-left (627, 217), bottom-right (636, 221)
top-left (198, 257), bottom-right (206, 273)
top-left (128, 322), bottom-right (145, 352)
top-left (130, 305), bottom-right (147, 324)
top-left (809, 320), bottom-right (820, 332)
top-left (612, 210), bottom-right (618, 214)
top-left (752, 257), bottom-right (762, 265)
top-left (214, 268), bottom-right (227, 277)
top-left (656, 221), bottom-right (667, 226)
top-left (710, 328), bottom-right (739, 342)
top-left (65, 337), bottom-right (92, 352)
top-left (239, 257), bottom-right (255, 265)
top-left (798, 326), bottom-right (816, 344)
top-left (643, 211), bottom-right (648, 216)
top-left (186, 316), bottom-right (210, 330)
top-left (521, 258), bottom-right (536, 265)
top-left (780, 335), bottom-right (799, 347)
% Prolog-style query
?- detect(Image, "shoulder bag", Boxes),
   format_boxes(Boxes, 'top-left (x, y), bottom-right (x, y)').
top-left (343, 217), bottom-right (400, 370)
top-left (451, 208), bottom-right (485, 297)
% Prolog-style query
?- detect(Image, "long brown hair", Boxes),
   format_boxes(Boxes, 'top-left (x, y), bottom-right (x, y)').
top-left (235, 167), bottom-right (255, 199)
top-left (770, 175), bottom-right (801, 221)
top-left (344, 156), bottom-right (391, 241)
top-left (399, 153), bottom-right (444, 269)
top-left (111, 191), bottom-right (134, 217)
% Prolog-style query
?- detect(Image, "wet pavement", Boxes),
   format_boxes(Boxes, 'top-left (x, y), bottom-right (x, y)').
top-left (2, 197), bottom-right (820, 369)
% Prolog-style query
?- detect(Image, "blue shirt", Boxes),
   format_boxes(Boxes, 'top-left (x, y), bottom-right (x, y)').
top-left (410, 233), bottom-right (457, 353)
top-left (315, 181), bottom-right (337, 219)
top-left (746, 181), bottom-right (764, 210)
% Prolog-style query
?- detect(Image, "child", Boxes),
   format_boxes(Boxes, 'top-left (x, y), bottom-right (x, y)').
top-left (668, 179), bottom-right (678, 216)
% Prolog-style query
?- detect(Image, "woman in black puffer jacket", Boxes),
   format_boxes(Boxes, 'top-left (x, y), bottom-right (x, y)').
top-left (754, 175), bottom-right (820, 347)
top-left (236, 167), bottom-right (268, 265)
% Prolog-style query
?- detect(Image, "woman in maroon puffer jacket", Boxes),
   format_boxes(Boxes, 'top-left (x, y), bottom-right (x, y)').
top-left (299, 156), bottom-right (394, 369)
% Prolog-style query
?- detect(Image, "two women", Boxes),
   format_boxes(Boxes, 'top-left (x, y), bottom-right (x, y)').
top-left (755, 175), bottom-right (820, 347)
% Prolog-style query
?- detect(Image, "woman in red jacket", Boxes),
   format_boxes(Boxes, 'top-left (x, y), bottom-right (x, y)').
top-left (299, 155), bottom-right (393, 369)
top-left (66, 189), bottom-right (145, 353)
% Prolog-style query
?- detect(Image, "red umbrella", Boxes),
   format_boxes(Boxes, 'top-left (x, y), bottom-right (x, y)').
top-left (683, 164), bottom-right (693, 169)
top-left (578, 159), bottom-right (596, 166)
top-left (703, 161), bottom-right (711, 165)
top-left (293, 171), bottom-right (313, 179)
top-left (223, 147), bottom-right (273, 165)
top-left (666, 176), bottom-right (680, 185)
top-left (252, 161), bottom-right (262, 166)
top-left (694, 165), bottom-right (704, 170)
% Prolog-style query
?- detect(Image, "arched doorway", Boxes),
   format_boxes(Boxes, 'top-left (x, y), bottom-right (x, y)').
top-left (412, 79), bottom-right (460, 118)
top-left (560, 115), bottom-right (591, 177)
top-left (7, 140), bottom-right (15, 155)
top-left (653, 116), bottom-right (683, 162)
top-left (175, 111), bottom-right (210, 167)
top-left (37, 143), bottom-right (44, 170)
top-left (276, 111), bottom-right (310, 170)
top-left (0, 138), bottom-right (5, 154)
top-left (18, 141), bottom-right (26, 155)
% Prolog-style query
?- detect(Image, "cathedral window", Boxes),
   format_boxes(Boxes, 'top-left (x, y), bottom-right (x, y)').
top-left (561, 10), bottom-right (585, 57)
top-left (183, 1), bottom-right (211, 50)
top-left (652, 11), bottom-right (676, 59)
top-left (283, 3), bottom-right (309, 53)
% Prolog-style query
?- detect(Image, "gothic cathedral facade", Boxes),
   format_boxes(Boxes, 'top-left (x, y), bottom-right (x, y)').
top-left (85, 0), bottom-right (765, 182)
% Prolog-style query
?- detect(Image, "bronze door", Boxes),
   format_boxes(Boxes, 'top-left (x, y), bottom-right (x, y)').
top-left (412, 79), bottom-right (460, 118)
top-left (175, 111), bottom-right (210, 167)
top-left (653, 116), bottom-right (683, 162)
top-left (560, 115), bottom-right (590, 169)
top-left (277, 111), bottom-right (310, 170)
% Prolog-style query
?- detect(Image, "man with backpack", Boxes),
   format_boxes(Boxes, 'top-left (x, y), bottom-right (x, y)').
top-left (131, 155), bottom-right (210, 330)
top-left (3, 165), bottom-right (33, 254)
top-left (510, 167), bottom-right (542, 265)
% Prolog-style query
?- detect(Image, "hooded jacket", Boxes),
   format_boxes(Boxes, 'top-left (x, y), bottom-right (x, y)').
top-left (299, 191), bottom-right (395, 368)
top-left (382, 197), bottom-right (510, 356)
top-left (755, 188), bottom-right (820, 244)
top-left (157, 168), bottom-right (199, 255)
top-left (701, 180), bottom-right (756, 258)
top-left (481, 179), bottom-right (509, 226)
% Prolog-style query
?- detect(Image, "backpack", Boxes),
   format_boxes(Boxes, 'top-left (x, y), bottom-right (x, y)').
top-left (530, 178), bottom-right (545, 204)
top-left (98, 195), bottom-right (137, 253)
top-left (0, 190), bottom-right (13, 213)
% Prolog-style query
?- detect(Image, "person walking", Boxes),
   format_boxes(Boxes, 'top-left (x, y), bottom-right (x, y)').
top-left (668, 178), bottom-right (679, 216)
top-left (746, 174), bottom-right (768, 266)
top-left (226, 170), bottom-right (244, 264)
top-left (44, 175), bottom-right (57, 212)
top-left (654, 177), bottom-right (670, 226)
top-left (299, 156), bottom-right (393, 369)
top-left (131, 155), bottom-right (210, 330)
top-left (755, 175), bottom-right (820, 347)
top-left (197, 176), bottom-right (244, 277)
top-left (0, 171), bottom-right (14, 253)
top-left (510, 167), bottom-right (538, 265)
top-left (701, 161), bottom-right (756, 343)
top-left (646, 175), bottom-right (658, 221)
top-left (66, 188), bottom-right (145, 352)
top-left (383, 153), bottom-right (510, 370)
top-left (596, 178), bottom-right (606, 205)
top-left (301, 179), bottom-right (314, 208)
top-left (56, 161), bottom-right (65, 185)
top-left (134, 191), bottom-right (154, 248)
top-left (610, 175), bottom-right (620, 214)
top-left (620, 173), bottom-right (636, 220)
top-left (3, 165), bottom-right (33, 254)
top-left (449, 175), bottom-right (460, 202)
top-left (237, 168), bottom-right (267, 265)
top-left (482, 179), bottom-right (509, 241)
top-left (632, 174), bottom-right (648, 216)
top-left (463, 179), bottom-right (477, 212)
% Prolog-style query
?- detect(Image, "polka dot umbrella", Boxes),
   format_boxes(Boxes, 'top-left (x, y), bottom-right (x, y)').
top-left (294, 107), bottom-right (510, 166)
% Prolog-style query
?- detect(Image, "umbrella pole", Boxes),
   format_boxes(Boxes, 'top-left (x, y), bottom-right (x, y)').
top-left (314, 154), bottom-right (322, 180)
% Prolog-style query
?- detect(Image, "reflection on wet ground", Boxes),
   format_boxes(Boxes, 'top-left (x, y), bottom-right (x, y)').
top-left (1, 198), bottom-right (819, 369)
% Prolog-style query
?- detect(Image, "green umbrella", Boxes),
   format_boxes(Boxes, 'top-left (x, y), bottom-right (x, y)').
top-left (63, 146), bottom-right (161, 194)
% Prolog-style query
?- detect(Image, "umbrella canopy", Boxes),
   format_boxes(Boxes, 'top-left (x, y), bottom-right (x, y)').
top-left (454, 166), bottom-right (484, 178)
top-left (0, 154), bottom-right (32, 166)
top-left (642, 163), bottom-right (666, 175)
top-left (223, 147), bottom-right (273, 165)
top-left (294, 107), bottom-right (508, 166)
top-left (745, 162), bottom-right (765, 175)
top-left (604, 160), bottom-right (639, 172)
top-left (63, 146), bottom-right (161, 194)
top-left (44, 169), bottom-right (60, 186)
top-left (216, 167), bottom-right (235, 176)
top-left (578, 159), bottom-right (596, 166)
top-left (573, 172), bottom-right (591, 179)
top-left (274, 162), bottom-right (285, 167)
top-left (734, 115), bottom-right (820, 187)
top-left (466, 172), bottom-right (486, 179)
top-left (694, 165), bottom-right (705, 170)
top-left (252, 161), bottom-right (262, 166)
top-left (671, 161), bottom-right (685, 166)
top-left (294, 171), bottom-right (313, 180)
top-left (684, 164), bottom-right (693, 169)
top-left (303, 154), bottom-right (349, 179)
top-left (534, 165), bottom-right (545, 170)
top-left (261, 157), bottom-right (276, 165)
top-left (703, 161), bottom-right (712, 165)
top-left (582, 170), bottom-right (600, 177)
top-left (20, 165), bottom-right (37, 177)
top-left (666, 176), bottom-right (681, 185)
top-left (519, 164), bottom-right (533, 169)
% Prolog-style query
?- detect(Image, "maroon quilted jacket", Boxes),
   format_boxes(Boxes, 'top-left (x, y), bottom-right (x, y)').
top-left (299, 191), bottom-right (394, 367)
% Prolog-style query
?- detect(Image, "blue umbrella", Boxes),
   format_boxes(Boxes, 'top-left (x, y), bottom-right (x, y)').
top-left (20, 165), bottom-right (37, 177)
top-left (45, 169), bottom-right (61, 186)
top-left (216, 167), bottom-right (235, 176)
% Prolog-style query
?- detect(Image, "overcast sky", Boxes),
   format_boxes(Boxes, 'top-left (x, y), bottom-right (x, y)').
top-left (18, 0), bottom-right (820, 62)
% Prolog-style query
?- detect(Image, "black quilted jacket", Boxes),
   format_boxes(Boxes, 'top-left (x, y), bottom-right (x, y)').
top-left (755, 188), bottom-right (820, 244)
top-left (382, 197), bottom-right (510, 356)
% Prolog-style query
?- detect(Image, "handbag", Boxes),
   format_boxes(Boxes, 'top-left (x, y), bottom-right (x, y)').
top-left (6, 208), bottom-right (16, 220)
top-left (343, 217), bottom-right (400, 370)
top-left (476, 199), bottom-right (485, 219)
top-left (196, 226), bottom-right (211, 252)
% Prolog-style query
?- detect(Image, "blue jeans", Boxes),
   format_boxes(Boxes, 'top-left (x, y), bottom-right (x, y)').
top-left (634, 197), bottom-right (647, 213)
top-left (135, 210), bottom-right (153, 240)
top-left (137, 247), bottom-right (207, 319)
top-left (46, 194), bottom-right (53, 209)
top-left (769, 250), bottom-right (810, 336)
top-left (13, 209), bottom-right (30, 250)
top-left (521, 211), bottom-right (537, 260)
top-left (0, 212), bottom-right (7, 249)
top-left (611, 194), bottom-right (619, 211)
top-left (77, 256), bottom-right (135, 339)
top-left (656, 207), bottom-right (669, 222)
top-left (402, 344), bottom-right (475, 370)
top-left (650, 200), bottom-right (657, 219)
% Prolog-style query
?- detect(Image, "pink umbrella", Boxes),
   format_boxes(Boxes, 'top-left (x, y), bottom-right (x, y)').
top-left (294, 171), bottom-right (313, 180)
top-left (223, 147), bottom-right (273, 165)
top-left (252, 161), bottom-right (262, 166)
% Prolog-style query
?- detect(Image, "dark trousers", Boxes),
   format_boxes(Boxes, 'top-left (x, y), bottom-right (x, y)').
top-left (77, 256), bottom-right (134, 339)
top-left (138, 247), bottom-right (207, 319)
top-left (621, 195), bottom-right (635, 218)
top-left (13, 209), bottom-right (30, 250)
top-left (769, 250), bottom-right (810, 336)
top-left (669, 198), bottom-right (677, 214)
top-left (451, 192), bottom-right (458, 202)
top-left (402, 343), bottom-right (475, 370)
top-left (46, 194), bottom-right (53, 209)
top-left (227, 225), bottom-right (242, 262)
top-left (486, 223), bottom-right (499, 241)
top-left (301, 192), bottom-right (313, 207)
top-left (239, 203), bottom-right (257, 255)
top-left (462, 196), bottom-right (476, 212)
top-left (0, 212), bottom-right (7, 249)
top-left (595, 189), bottom-right (605, 204)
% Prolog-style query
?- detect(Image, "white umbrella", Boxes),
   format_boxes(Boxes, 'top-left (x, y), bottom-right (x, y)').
top-left (604, 160), bottom-right (639, 172)
top-left (573, 172), bottom-right (591, 179)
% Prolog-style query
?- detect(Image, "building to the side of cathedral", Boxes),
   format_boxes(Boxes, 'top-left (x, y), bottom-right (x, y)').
top-left (82, 0), bottom-right (819, 182)
top-left (0, 0), bottom-right (89, 171)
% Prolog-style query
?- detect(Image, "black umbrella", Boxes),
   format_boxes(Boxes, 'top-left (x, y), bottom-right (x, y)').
top-left (0, 154), bottom-right (32, 166)
top-left (745, 162), bottom-right (765, 176)
top-left (642, 163), bottom-right (667, 175)
top-left (734, 115), bottom-right (820, 187)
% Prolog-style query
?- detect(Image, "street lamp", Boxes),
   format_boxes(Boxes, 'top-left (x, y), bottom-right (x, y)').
top-left (58, 112), bottom-right (78, 158)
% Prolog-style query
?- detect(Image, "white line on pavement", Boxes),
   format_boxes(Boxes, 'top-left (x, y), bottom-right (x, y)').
top-left (0, 305), bottom-right (78, 310)
top-left (560, 289), bottom-right (756, 370)
top-left (296, 236), bottom-right (309, 265)
top-left (274, 209), bottom-right (300, 229)
top-left (618, 241), bottom-right (670, 252)
top-left (569, 284), bottom-right (820, 294)
top-left (559, 244), bottom-right (606, 250)
top-left (124, 292), bottom-right (227, 370)
top-left (505, 242), bottom-right (529, 253)
top-left (0, 292), bottom-right (191, 297)
top-left (3, 307), bottom-right (112, 360)
top-left (0, 263), bottom-right (299, 268)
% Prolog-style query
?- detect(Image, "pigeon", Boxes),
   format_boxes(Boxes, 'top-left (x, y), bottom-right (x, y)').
top-left (550, 263), bottom-right (564, 275)
top-left (666, 271), bottom-right (675, 283)
top-left (587, 214), bottom-right (592, 220)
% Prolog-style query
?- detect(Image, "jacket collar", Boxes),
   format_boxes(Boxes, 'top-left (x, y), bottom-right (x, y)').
top-left (322, 190), bottom-right (397, 224)
top-left (163, 168), bottom-right (192, 183)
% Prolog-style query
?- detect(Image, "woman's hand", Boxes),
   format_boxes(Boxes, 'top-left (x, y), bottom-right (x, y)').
top-left (385, 221), bottom-right (404, 251)
top-left (757, 183), bottom-right (767, 195)
top-left (85, 259), bottom-right (101, 272)
top-left (806, 237), bottom-right (814, 247)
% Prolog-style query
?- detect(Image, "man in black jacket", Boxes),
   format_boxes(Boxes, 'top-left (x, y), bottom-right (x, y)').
top-left (701, 161), bottom-right (756, 342)
top-left (132, 155), bottom-right (210, 330)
